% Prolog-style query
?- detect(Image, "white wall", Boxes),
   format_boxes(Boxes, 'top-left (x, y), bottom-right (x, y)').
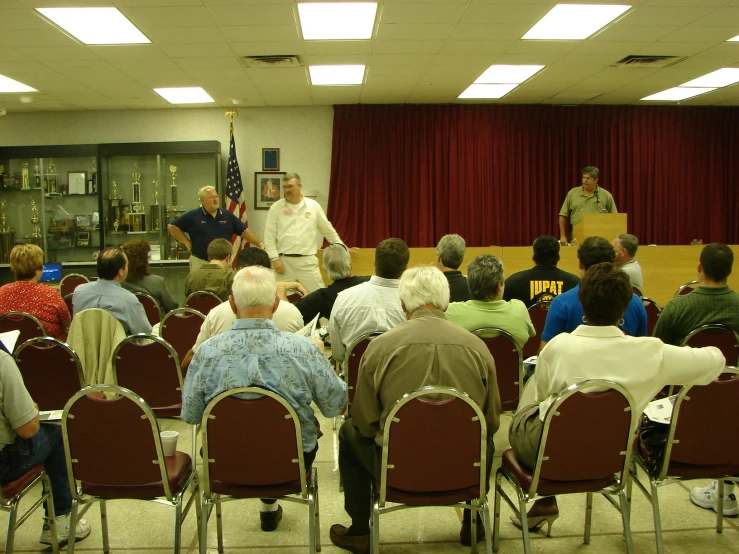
top-left (0, 106), bottom-right (334, 237)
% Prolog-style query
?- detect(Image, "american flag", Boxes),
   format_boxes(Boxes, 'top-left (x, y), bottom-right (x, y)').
top-left (226, 121), bottom-right (249, 259)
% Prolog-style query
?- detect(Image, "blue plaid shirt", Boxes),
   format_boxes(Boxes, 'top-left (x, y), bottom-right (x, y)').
top-left (181, 318), bottom-right (346, 451)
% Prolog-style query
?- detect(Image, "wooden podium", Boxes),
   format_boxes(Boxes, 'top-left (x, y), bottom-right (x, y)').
top-left (573, 213), bottom-right (627, 243)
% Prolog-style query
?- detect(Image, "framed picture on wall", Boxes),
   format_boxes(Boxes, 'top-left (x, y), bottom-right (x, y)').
top-left (254, 172), bottom-right (285, 210)
top-left (262, 148), bottom-right (280, 171)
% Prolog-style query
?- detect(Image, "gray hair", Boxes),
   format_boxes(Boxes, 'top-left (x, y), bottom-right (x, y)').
top-left (616, 233), bottom-right (638, 257)
top-left (232, 265), bottom-right (276, 310)
top-left (322, 244), bottom-right (351, 281)
top-left (436, 234), bottom-right (466, 270)
top-left (283, 173), bottom-right (301, 183)
top-left (467, 255), bottom-right (505, 301)
top-left (197, 185), bottom-right (217, 200)
top-left (398, 265), bottom-right (450, 313)
top-left (582, 166), bottom-right (599, 180)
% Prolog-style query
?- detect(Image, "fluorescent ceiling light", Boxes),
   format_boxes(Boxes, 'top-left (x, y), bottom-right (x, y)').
top-left (681, 68), bottom-right (739, 88)
top-left (36, 7), bottom-right (149, 45)
top-left (154, 87), bottom-right (215, 104)
top-left (0, 74), bottom-right (37, 93)
top-left (523, 4), bottom-right (631, 40)
top-left (728, 35), bottom-right (739, 42)
top-left (641, 87), bottom-right (716, 101)
top-left (475, 65), bottom-right (544, 84)
top-left (458, 84), bottom-right (518, 99)
top-left (298, 3), bottom-right (377, 40)
top-left (309, 65), bottom-right (365, 86)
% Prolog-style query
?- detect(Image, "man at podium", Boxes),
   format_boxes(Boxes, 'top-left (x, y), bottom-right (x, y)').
top-left (558, 167), bottom-right (617, 246)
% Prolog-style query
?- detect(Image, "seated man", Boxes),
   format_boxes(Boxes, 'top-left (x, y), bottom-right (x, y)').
top-left (0, 348), bottom-right (91, 546)
top-left (540, 236), bottom-right (647, 351)
top-left (504, 235), bottom-right (580, 307)
top-left (181, 265), bottom-right (346, 532)
top-left (328, 238), bottom-right (409, 363)
top-left (293, 243), bottom-right (370, 324)
top-left (436, 234), bottom-right (470, 302)
top-left (72, 246), bottom-right (151, 335)
top-left (446, 254), bottom-right (535, 350)
top-left (329, 266), bottom-right (501, 553)
top-left (612, 233), bottom-right (643, 291)
top-left (184, 238), bottom-right (235, 301)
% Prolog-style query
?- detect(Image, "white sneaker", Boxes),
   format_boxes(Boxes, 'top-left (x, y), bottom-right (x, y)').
top-left (39, 513), bottom-right (92, 545)
top-left (690, 481), bottom-right (739, 517)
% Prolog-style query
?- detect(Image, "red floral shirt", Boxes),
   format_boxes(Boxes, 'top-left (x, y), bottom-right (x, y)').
top-left (0, 281), bottom-right (71, 341)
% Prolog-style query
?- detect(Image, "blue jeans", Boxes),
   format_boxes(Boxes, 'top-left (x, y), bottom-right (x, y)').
top-left (0, 425), bottom-right (72, 517)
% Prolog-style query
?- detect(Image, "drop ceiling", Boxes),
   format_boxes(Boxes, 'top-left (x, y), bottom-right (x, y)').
top-left (0, 0), bottom-right (738, 112)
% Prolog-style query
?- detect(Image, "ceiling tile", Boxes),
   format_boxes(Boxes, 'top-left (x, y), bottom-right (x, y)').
top-left (659, 26), bottom-right (739, 43)
top-left (246, 67), bottom-right (308, 87)
top-left (302, 41), bottom-right (370, 55)
top-left (459, 4), bottom-right (551, 25)
top-left (570, 41), bottom-right (653, 57)
top-left (369, 65), bottom-right (428, 78)
top-left (438, 41), bottom-right (514, 55)
top-left (431, 53), bottom-right (497, 66)
top-left (449, 24), bottom-right (530, 41)
top-left (0, 9), bottom-right (50, 29)
top-left (377, 23), bottom-right (455, 41)
top-left (115, 0), bottom-right (203, 6)
top-left (160, 43), bottom-right (234, 58)
top-left (0, 29), bottom-right (79, 48)
top-left (0, 45), bottom-right (35, 62)
top-left (206, 5), bottom-right (295, 27)
top-left (372, 40), bottom-right (444, 54)
top-left (304, 54), bottom-right (370, 65)
top-left (88, 45), bottom-right (168, 60)
top-left (592, 25), bottom-right (680, 42)
top-left (632, 42), bottom-right (711, 56)
top-left (143, 27), bottom-right (226, 44)
top-left (122, 7), bottom-right (217, 29)
top-left (220, 25), bottom-right (299, 42)
top-left (370, 53), bottom-right (436, 66)
top-left (174, 57), bottom-right (242, 70)
top-left (381, 3), bottom-right (467, 24)
top-left (691, 7), bottom-right (739, 26)
top-left (310, 87), bottom-right (361, 105)
top-left (618, 6), bottom-right (717, 26)
top-left (19, 46), bottom-right (100, 62)
top-left (232, 41), bottom-right (305, 57)
top-left (125, 69), bottom-right (196, 87)
top-left (109, 58), bottom-right (181, 73)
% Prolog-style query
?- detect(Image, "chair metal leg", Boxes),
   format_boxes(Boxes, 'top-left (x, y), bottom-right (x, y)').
top-left (483, 502), bottom-right (494, 554)
top-left (619, 490), bottom-right (634, 554)
top-left (371, 495), bottom-right (380, 554)
top-left (173, 496), bottom-right (183, 554)
top-left (67, 502), bottom-right (79, 554)
top-left (308, 492), bottom-right (316, 554)
top-left (100, 500), bottom-right (110, 554)
top-left (216, 498), bottom-right (224, 553)
top-left (493, 471), bottom-right (502, 554)
top-left (471, 500), bottom-right (478, 554)
top-left (5, 499), bottom-right (18, 554)
top-left (199, 497), bottom-right (209, 554)
top-left (649, 479), bottom-right (664, 554)
top-left (314, 468), bottom-right (322, 552)
top-left (518, 493), bottom-right (532, 554)
top-left (717, 480), bottom-right (725, 533)
top-left (41, 473), bottom-right (60, 554)
top-left (584, 492), bottom-right (593, 544)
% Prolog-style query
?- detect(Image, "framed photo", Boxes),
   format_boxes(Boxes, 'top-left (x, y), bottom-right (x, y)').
top-left (262, 148), bottom-right (280, 171)
top-left (75, 214), bottom-right (91, 228)
top-left (254, 172), bottom-right (285, 210)
top-left (67, 171), bottom-right (87, 195)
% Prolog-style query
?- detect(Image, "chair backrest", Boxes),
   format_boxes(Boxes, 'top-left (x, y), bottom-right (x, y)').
top-left (529, 380), bottom-right (637, 497)
top-left (632, 286), bottom-right (643, 297)
top-left (674, 280), bottom-right (698, 298)
top-left (134, 292), bottom-right (162, 326)
top-left (160, 308), bottom-right (206, 363)
top-left (184, 291), bottom-right (222, 316)
top-left (201, 387), bottom-right (307, 498)
top-left (472, 328), bottom-right (522, 411)
top-left (343, 331), bottom-right (383, 409)
top-left (60, 273), bottom-right (89, 297)
top-left (641, 297), bottom-right (662, 337)
top-left (379, 386), bottom-right (486, 506)
top-left (0, 311), bottom-right (47, 352)
top-left (524, 301), bottom-right (551, 359)
top-left (63, 293), bottom-right (74, 316)
top-left (14, 337), bottom-right (84, 411)
top-left (658, 369), bottom-right (739, 477)
top-left (62, 385), bottom-right (176, 500)
top-left (681, 324), bottom-right (739, 367)
top-left (112, 334), bottom-right (183, 411)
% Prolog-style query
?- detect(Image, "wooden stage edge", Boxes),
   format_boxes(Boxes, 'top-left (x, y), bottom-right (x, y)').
top-left (319, 245), bottom-right (739, 309)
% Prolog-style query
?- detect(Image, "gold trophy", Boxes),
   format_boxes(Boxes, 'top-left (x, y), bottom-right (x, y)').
top-left (21, 162), bottom-right (30, 190)
top-left (169, 165), bottom-right (179, 208)
top-left (110, 179), bottom-right (119, 199)
top-left (33, 159), bottom-right (41, 189)
top-left (0, 199), bottom-right (8, 233)
top-left (45, 158), bottom-right (58, 194)
top-left (150, 180), bottom-right (162, 232)
top-left (30, 198), bottom-right (41, 238)
top-left (90, 157), bottom-right (98, 194)
top-left (132, 163), bottom-right (144, 213)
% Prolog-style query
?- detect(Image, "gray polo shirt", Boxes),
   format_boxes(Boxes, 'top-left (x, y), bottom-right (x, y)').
top-left (0, 351), bottom-right (37, 449)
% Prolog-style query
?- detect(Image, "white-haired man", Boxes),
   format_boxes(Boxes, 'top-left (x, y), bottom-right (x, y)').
top-left (168, 185), bottom-right (264, 272)
top-left (181, 265), bottom-right (346, 532)
top-left (329, 266), bottom-right (501, 554)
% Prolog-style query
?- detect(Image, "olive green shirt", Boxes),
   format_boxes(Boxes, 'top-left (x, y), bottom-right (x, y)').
top-left (445, 299), bottom-right (535, 350)
top-left (559, 186), bottom-right (617, 227)
top-left (184, 264), bottom-right (234, 302)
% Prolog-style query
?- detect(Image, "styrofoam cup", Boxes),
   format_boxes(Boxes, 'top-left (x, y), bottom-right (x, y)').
top-left (160, 431), bottom-right (179, 457)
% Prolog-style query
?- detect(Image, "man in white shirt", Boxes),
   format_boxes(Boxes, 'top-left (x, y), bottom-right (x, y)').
top-left (329, 238), bottom-right (409, 363)
top-left (264, 173), bottom-right (343, 293)
top-left (612, 233), bottom-right (643, 291)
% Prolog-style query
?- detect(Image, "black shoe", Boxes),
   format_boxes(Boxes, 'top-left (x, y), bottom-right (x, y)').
top-left (260, 505), bottom-right (283, 532)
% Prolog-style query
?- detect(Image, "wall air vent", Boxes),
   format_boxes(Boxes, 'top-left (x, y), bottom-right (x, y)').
top-left (611, 55), bottom-right (687, 68)
top-left (241, 55), bottom-right (301, 68)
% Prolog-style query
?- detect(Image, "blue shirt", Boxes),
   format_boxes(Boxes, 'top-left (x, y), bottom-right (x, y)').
top-left (541, 284), bottom-right (647, 342)
top-left (181, 318), bottom-right (346, 451)
top-left (72, 279), bottom-right (152, 336)
top-left (170, 207), bottom-right (247, 261)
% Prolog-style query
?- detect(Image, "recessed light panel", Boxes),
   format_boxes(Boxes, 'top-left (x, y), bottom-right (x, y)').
top-left (641, 87), bottom-right (716, 101)
top-left (474, 65), bottom-right (545, 84)
top-left (36, 7), bottom-right (150, 45)
top-left (458, 84), bottom-right (518, 99)
top-left (681, 68), bottom-right (739, 88)
top-left (0, 74), bottom-right (37, 93)
top-left (298, 3), bottom-right (377, 40)
top-left (153, 87), bottom-right (215, 104)
top-left (728, 35), bottom-right (739, 42)
top-left (523, 4), bottom-right (631, 40)
top-left (309, 65), bottom-right (365, 86)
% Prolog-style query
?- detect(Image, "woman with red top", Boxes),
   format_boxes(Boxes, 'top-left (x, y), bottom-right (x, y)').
top-left (0, 244), bottom-right (71, 341)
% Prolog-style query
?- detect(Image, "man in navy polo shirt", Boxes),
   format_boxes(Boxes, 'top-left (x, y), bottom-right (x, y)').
top-left (168, 185), bottom-right (264, 271)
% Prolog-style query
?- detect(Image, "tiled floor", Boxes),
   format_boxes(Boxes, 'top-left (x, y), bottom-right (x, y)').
top-left (3, 413), bottom-right (738, 554)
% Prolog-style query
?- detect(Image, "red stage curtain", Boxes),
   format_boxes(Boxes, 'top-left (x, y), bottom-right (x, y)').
top-left (327, 104), bottom-right (739, 247)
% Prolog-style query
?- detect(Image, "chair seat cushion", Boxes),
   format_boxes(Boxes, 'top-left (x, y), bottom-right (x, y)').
top-left (385, 485), bottom-right (480, 506)
top-left (210, 471), bottom-right (311, 498)
top-left (2, 465), bottom-right (44, 499)
top-left (81, 451), bottom-right (192, 500)
top-left (502, 449), bottom-right (615, 495)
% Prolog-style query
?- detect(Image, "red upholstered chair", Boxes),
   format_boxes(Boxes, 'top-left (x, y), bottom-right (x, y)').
top-left (62, 385), bottom-right (200, 554)
top-left (674, 280), bottom-right (698, 297)
top-left (184, 291), bottom-right (221, 316)
top-left (1, 466), bottom-right (59, 554)
top-left (199, 387), bottom-right (320, 554)
top-left (681, 324), bottom-right (739, 367)
top-left (286, 291), bottom-right (304, 304)
top-left (630, 369), bottom-right (739, 554)
top-left (336, 331), bottom-right (383, 431)
top-left (60, 273), bottom-right (89, 298)
top-left (63, 293), bottom-right (74, 317)
top-left (641, 297), bottom-right (662, 337)
top-left (632, 286), bottom-right (643, 297)
top-left (524, 301), bottom-right (551, 359)
top-left (493, 380), bottom-right (638, 554)
top-left (473, 328), bottom-right (523, 412)
top-left (160, 308), bottom-right (206, 364)
top-left (134, 292), bottom-right (162, 326)
top-left (112, 334), bottom-right (183, 418)
top-left (0, 311), bottom-right (47, 353)
top-left (372, 386), bottom-right (492, 554)
top-left (14, 337), bottom-right (84, 411)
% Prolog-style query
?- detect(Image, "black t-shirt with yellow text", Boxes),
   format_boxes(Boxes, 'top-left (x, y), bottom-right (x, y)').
top-left (503, 266), bottom-right (580, 308)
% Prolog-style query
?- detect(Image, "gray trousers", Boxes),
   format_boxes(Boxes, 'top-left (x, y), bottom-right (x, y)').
top-left (508, 403), bottom-right (544, 470)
